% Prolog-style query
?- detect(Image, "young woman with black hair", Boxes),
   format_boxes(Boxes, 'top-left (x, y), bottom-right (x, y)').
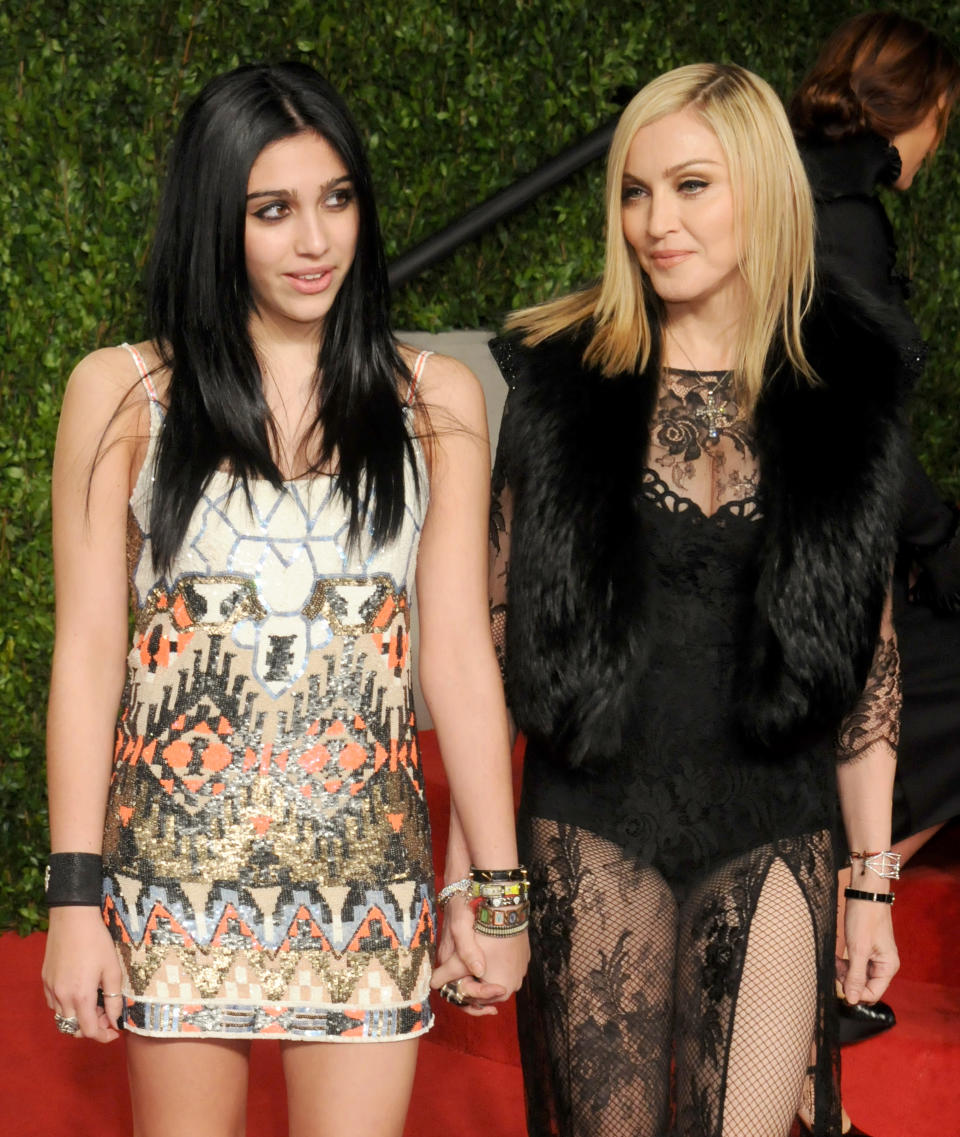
top-left (41, 62), bottom-right (527, 1137)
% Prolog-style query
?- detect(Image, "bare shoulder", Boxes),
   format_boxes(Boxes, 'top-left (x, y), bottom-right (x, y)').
top-left (399, 345), bottom-right (486, 428)
top-left (59, 344), bottom-right (161, 466)
top-left (66, 343), bottom-right (143, 405)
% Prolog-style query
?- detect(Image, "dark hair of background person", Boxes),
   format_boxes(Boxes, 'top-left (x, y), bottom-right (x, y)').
top-left (790, 11), bottom-right (960, 143)
top-left (147, 62), bottom-right (416, 574)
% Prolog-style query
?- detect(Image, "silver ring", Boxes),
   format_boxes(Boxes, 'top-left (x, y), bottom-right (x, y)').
top-left (54, 1012), bottom-right (81, 1036)
top-left (100, 991), bottom-right (123, 999)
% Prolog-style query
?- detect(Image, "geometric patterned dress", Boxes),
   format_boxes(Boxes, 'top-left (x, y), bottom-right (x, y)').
top-left (100, 343), bottom-right (435, 1040)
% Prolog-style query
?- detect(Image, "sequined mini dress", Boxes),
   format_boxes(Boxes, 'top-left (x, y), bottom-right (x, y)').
top-left (101, 344), bottom-right (435, 1041)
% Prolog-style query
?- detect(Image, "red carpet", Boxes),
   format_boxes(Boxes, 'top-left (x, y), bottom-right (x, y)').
top-left (2, 732), bottom-right (956, 1136)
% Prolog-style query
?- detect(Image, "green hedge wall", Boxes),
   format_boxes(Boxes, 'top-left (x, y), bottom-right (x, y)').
top-left (2, 0), bottom-right (959, 931)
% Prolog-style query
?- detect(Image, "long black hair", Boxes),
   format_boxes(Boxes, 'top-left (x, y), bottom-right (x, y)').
top-left (146, 62), bottom-right (416, 573)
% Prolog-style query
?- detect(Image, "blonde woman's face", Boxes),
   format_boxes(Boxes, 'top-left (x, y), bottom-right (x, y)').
top-left (621, 109), bottom-right (741, 313)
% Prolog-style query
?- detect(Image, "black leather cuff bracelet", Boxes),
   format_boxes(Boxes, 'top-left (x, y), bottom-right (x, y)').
top-left (45, 852), bottom-right (103, 907)
top-left (844, 887), bottom-right (894, 905)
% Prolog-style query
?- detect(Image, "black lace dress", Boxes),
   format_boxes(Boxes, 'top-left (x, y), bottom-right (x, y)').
top-left (490, 368), bottom-right (899, 1137)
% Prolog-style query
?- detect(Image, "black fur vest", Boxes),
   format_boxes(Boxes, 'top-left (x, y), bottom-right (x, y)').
top-left (490, 280), bottom-right (911, 767)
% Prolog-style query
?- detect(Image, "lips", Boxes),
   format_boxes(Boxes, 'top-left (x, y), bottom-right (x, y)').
top-left (649, 250), bottom-right (693, 269)
top-left (285, 269), bottom-right (334, 294)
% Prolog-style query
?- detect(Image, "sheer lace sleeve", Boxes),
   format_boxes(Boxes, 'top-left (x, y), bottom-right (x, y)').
top-left (489, 450), bottom-right (513, 683)
top-left (836, 589), bottom-right (901, 762)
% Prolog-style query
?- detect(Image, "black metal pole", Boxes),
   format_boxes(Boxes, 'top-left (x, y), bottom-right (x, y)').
top-left (388, 116), bottom-right (618, 291)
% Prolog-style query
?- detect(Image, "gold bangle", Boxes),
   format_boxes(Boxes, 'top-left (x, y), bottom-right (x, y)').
top-left (475, 919), bottom-right (530, 938)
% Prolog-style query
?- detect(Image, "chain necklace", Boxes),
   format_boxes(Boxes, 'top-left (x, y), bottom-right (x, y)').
top-left (666, 330), bottom-right (733, 442)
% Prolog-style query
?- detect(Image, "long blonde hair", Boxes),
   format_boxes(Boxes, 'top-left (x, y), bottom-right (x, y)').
top-left (507, 63), bottom-right (816, 407)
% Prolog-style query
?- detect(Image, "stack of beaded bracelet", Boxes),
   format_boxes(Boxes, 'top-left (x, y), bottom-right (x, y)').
top-left (470, 866), bottom-right (529, 938)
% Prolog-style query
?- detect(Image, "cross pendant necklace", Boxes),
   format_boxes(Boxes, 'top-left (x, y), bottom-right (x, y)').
top-left (667, 330), bottom-right (732, 441)
top-left (696, 385), bottom-right (730, 441)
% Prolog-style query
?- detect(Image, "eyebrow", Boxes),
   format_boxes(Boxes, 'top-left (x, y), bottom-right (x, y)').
top-left (245, 174), bottom-right (353, 202)
top-left (622, 158), bottom-right (723, 182)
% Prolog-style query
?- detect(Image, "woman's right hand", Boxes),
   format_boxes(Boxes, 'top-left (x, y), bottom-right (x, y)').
top-left (838, 896), bottom-right (899, 1007)
top-left (42, 907), bottom-right (124, 1043)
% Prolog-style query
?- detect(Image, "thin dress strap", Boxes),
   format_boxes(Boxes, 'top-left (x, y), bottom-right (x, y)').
top-left (405, 349), bottom-right (433, 406)
top-left (121, 342), bottom-right (159, 402)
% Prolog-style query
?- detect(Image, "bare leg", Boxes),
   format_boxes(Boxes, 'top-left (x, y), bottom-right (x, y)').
top-left (281, 1037), bottom-right (419, 1137)
top-left (126, 1035), bottom-right (250, 1137)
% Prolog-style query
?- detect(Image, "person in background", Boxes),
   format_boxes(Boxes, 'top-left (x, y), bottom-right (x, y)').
top-left (442, 62), bottom-right (906, 1137)
top-left (41, 62), bottom-right (526, 1137)
top-left (791, 11), bottom-right (960, 1064)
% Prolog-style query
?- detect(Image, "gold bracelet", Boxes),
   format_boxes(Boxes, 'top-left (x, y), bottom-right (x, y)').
top-left (475, 919), bottom-right (530, 937)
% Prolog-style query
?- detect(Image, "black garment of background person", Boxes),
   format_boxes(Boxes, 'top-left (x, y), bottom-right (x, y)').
top-left (800, 129), bottom-right (960, 838)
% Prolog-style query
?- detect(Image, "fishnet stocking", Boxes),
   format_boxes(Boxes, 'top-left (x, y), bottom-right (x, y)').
top-left (519, 816), bottom-right (676, 1137)
top-left (519, 815), bottom-right (840, 1137)
top-left (675, 856), bottom-right (817, 1136)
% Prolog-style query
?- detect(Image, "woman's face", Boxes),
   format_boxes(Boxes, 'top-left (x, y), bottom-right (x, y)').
top-left (621, 109), bottom-right (742, 314)
top-left (891, 101), bottom-right (942, 190)
top-left (244, 131), bottom-right (360, 338)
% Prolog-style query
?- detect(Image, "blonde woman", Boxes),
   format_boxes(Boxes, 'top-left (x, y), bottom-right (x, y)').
top-left (448, 64), bottom-right (905, 1136)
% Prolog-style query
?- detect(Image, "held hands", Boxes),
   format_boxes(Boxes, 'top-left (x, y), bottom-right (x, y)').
top-left (42, 908), bottom-right (124, 1043)
top-left (837, 896), bottom-right (899, 1007)
top-left (431, 894), bottom-right (530, 1017)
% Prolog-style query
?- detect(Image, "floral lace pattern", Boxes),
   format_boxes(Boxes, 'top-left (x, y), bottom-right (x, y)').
top-left (837, 607), bottom-right (902, 759)
top-left (491, 363), bottom-right (896, 1134)
top-left (518, 815), bottom-right (841, 1137)
top-left (649, 369), bottom-right (758, 512)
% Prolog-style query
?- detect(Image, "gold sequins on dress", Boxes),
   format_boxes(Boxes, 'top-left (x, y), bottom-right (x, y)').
top-left (101, 344), bottom-right (435, 1040)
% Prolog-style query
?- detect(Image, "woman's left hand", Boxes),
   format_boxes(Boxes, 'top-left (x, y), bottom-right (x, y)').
top-left (838, 897), bottom-right (899, 1006)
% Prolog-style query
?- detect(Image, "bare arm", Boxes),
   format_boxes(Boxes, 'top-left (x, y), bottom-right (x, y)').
top-left (42, 347), bottom-right (148, 1042)
top-left (414, 353), bottom-right (528, 997)
top-left (434, 428), bottom-right (525, 1008)
top-left (835, 590), bottom-right (901, 1005)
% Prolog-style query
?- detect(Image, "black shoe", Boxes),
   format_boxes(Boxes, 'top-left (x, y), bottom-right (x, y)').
top-left (837, 997), bottom-right (896, 1045)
